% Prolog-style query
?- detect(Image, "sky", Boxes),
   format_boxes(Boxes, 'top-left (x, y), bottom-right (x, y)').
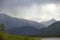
top-left (0, 0), bottom-right (60, 22)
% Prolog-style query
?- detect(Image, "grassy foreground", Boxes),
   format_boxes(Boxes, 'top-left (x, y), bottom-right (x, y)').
top-left (0, 32), bottom-right (40, 40)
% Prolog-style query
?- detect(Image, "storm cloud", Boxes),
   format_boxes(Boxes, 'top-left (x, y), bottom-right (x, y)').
top-left (0, 0), bottom-right (60, 22)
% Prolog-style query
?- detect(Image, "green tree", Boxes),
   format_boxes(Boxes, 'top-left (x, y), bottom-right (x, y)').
top-left (0, 24), bottom-right (5, 40)
top-left (0, 24), bottom-right (5, 32)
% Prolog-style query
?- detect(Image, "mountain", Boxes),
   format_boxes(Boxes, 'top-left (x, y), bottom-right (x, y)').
top-left (7, 21), bottom-right (60, 36)
top-left (7, 26), bottom-right (39, 35)
top-left (40, 19), bottom-right (57, 27)
top-left (40, 21), bottom-right (60, 36)
top-left (0, 13), bottom-right (45, 29)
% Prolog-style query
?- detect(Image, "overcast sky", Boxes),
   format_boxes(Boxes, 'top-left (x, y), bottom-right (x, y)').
top-left (0, 0), bottom-right (60, 22)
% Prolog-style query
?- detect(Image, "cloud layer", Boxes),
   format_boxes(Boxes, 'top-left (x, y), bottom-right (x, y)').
top-left (0, 0), bottom-right (60, 22)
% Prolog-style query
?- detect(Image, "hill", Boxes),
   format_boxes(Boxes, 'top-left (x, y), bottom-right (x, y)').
top-left (40, 21), bottom-right (60, 36)
top-left (7, 26), bottom-right (40, 35)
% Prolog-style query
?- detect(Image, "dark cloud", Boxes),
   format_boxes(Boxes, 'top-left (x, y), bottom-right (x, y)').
top-left (0, 0), bottom-right (3, 7)
top-left (1, 0), bottom-right (60, 7)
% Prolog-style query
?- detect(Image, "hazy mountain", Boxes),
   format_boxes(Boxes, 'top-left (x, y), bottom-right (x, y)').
top-left (7, 26), bottom-right (40, 35)
top-left (0, 13), bottom-right (45, 29)
top-left (7, 21), bottom-right (60, 36)
top-left (40, 21), bottom-right (60, 36)
top-left (40, 19), bottom-right (57, 27)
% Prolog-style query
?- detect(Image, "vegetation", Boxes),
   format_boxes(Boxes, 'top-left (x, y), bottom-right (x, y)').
top-left (0, 33), bottom-right (38, 40)
top-left (0, 32), bottom-right (40, 40)
top-left (0, 24), bottom-right (40, 40)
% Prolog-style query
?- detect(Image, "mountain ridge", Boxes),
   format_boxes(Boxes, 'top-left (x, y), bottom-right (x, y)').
top-left (39, 21), bottom-right (60, 36)
top-left (40, 18), bottom-right (57, 27)
top-left (0, 13), bottom-right (45, 29)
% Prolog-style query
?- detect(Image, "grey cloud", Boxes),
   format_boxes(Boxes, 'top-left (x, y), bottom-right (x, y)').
top-left (1, 0), bottom-right (60, 12)
top-left (0, 0), bottom-right (60, 21)
top-left (1, 0), bottom-right (60, 7)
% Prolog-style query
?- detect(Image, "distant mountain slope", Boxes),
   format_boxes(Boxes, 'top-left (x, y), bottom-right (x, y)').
top-left (40, 21), bottom-right (60, 36)
top-left (7, 26), bottom-right (40, 35)
top-left (40, 19), bottom-right (57, 27)
top-left (0, 13), bottom-right (45, 29)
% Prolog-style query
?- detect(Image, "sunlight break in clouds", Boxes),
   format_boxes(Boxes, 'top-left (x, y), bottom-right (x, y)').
top-left (40, 4), bottom-right (57, 20)
top-left (16, 3), bottom-right (57, 22)
top-left (1, 3), bottom-right (59, 22)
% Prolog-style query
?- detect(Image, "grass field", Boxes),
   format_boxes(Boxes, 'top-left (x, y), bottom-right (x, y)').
top-left (0, 32), bottom-right (40, 40)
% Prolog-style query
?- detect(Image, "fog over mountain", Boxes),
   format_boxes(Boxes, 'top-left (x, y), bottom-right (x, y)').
top-left (40, 19), bottom-right (57, 27)
top-left (0, 0), bottom-right (60, 37)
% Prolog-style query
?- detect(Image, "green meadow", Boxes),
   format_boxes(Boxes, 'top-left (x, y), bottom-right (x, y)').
top-left (0, 32), bottom-right (40, 40)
